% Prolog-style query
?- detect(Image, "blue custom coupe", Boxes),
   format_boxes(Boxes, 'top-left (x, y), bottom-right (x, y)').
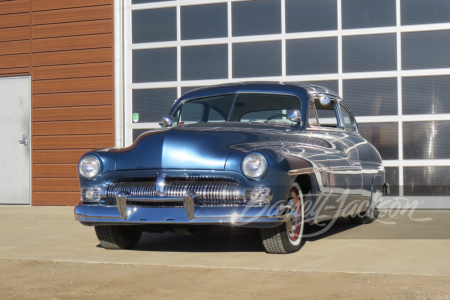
top-left (75, 82), bottom-right (389, 254)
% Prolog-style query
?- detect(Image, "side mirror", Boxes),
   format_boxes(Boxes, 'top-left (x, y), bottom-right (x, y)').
top-left (159, 115), bottom-right (174, 128)
top-left (287, 109), bottom-right (302, 125)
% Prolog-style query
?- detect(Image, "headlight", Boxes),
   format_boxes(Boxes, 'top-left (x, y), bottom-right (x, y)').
top-left (242, 153), bottom-right (267, 178)
top-left (79, 155), bottom-right (100, 179)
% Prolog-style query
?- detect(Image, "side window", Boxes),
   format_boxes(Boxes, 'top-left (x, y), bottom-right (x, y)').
top-left (340, 104), bottom-right (356, 131)
top-left (207, 108), bottom-right (226, 122)
top-left (173, 94), bottom-right (235, 125)
top-left (176, 102), bottom-right (204, 125)
top-left (314, 98), bottom-right (339, 128)
top-left (308, 101), bottom-right (319, 126)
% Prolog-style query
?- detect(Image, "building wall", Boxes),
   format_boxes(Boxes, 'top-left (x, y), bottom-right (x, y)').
top-left (0, 0), bottom-right (31, 76)
top-left (0, 0), bottom-right (116, 205)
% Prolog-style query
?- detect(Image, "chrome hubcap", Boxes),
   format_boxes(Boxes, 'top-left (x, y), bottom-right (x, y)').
top-left (286, 189), bottom-right (301, 241)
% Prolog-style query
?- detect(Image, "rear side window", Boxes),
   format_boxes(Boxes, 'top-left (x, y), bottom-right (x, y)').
top-left (312, 98), bottom-right (339, 128)
top-left (340, 104), bottom-right (357, 131)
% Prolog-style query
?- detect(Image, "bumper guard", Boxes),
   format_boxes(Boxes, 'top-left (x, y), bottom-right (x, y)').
top-left (116, 191), bottom-right (195, 221)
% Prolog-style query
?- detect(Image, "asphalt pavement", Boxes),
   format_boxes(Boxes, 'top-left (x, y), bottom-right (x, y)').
top-left (0, 206), bottom-right (449, 276)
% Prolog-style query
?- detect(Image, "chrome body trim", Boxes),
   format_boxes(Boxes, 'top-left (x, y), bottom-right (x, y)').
top-left (116, 192), bottom-right (129, 220)
top-left (183, 191), bottom-right (195, 220)
top-left (287, 167), bottom-right (315, 176)
top-left (155, 176), bottom-right (166, 196)
top-left (127, 196), bottom-right (184, 202)
top-left (287, 166), bottom-right (329, 176)
top-left (383, 182), bottom-right (390, 195)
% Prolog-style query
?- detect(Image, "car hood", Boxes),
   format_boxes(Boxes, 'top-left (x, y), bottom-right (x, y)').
top-left (114, 122), bottom-right (303, 171)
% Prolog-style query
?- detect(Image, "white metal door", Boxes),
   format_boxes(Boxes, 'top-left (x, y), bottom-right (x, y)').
top-left (0, 77), bottom-right (31, 204)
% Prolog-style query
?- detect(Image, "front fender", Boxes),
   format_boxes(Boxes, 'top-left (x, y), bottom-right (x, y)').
top-left (225, 149), bottom-right (293, 204)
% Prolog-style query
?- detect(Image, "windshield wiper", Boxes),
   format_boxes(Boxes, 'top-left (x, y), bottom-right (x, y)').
top-left (263, 120), bottom-right (289, 125)
top-left (248, 119), bottom-right (289, 125)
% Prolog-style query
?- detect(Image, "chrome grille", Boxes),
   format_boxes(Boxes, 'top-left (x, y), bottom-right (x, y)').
top-left (164, 182), bottom-right (239, 200)
top-left (105, 181), bottom-right (242, 206)
top-left (106, 182), bottom-right (157, 199)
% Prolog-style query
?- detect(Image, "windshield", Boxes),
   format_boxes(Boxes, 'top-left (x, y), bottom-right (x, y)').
top-left (173, 93), bottom-right (301, 125)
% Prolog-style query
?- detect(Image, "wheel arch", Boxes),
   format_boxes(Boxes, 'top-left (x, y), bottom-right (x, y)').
top-left (293, 173), bottom-right (315, 223)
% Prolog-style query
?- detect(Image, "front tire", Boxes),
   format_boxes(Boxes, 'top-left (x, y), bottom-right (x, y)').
top-left (260, 183), bottom-right (305, 254)
top-left (95, 226), bottom-right (142, 249)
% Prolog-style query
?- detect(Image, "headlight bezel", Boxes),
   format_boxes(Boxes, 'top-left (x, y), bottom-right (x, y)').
top-left (79, 155), bottom-right (102, 179)
top-left (241, 153), bottom-right (268, 179)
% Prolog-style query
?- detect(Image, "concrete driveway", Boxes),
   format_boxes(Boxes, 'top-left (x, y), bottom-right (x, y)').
top-left (0, 206), bottom-right (449, 276)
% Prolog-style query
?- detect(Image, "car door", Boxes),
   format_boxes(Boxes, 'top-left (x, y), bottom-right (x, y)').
top-left (308, 97), bottom-right (362, 216)
top-left (339, 102), bottom-right (380, 211)
top-left (336, 102), bottom-right (366, 212)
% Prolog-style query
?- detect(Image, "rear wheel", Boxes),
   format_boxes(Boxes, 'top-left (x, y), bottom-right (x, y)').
top-left (95, 225), bottom-right (142, 250)
top-left (260, 183), bottom-right (304, 254)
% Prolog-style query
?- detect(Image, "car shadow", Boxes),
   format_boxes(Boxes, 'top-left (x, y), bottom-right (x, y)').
top-left (302, 217), bottom-right (360, 242)
top-left (97, 217), bottom-right (360, 253)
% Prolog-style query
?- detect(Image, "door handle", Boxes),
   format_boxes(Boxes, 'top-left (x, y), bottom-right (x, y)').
top-left (18, 134), bottom-right (28, 146)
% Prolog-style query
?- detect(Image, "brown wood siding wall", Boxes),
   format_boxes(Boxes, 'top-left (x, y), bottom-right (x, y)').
top-left (0, 0), bottom-right (31, 76)
top-left (0, 0), bottom-right (115, 205)
top-left (31, 0), bottom-right (115, 205)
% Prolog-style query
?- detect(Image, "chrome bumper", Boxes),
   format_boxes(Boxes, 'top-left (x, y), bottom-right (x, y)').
top-left (74, 202), bottom-right (284, 227)
top-left (115, 191), bottom-right (195, 221)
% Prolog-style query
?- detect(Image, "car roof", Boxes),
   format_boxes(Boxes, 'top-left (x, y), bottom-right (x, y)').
top-left (182, 81), bottom-right (340, 99)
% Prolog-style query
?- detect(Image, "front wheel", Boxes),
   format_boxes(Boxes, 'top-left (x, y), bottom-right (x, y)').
top-left (95, 225), bottom-right (142, 249)
top-left (260, 183), bottom-right (305, 254)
